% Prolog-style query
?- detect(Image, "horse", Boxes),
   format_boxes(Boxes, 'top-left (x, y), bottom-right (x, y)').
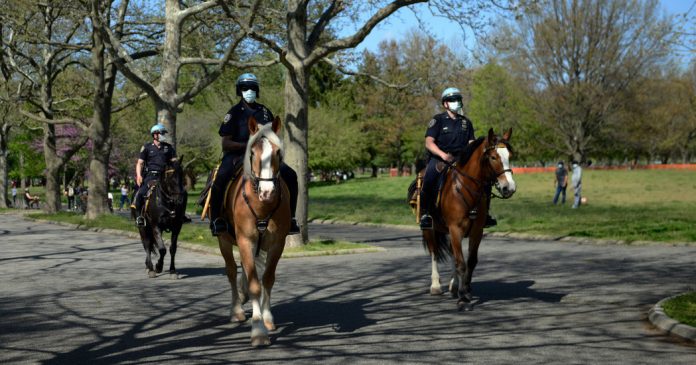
top-left (216, 115), bottom-right (290, 347)
top-left (133, 158), bottom-right (188, 279)
top-left (419, 128), bottom-right (516, 310)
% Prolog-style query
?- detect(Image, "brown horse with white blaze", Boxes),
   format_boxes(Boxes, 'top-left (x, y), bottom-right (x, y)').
top-left (216, 115), bottom-right (290, 347)
top-left (423, 128), bottom-right (516, 310)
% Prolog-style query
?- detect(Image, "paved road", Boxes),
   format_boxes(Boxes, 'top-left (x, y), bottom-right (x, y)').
top-left (1, 213), bottom-right (695, 364)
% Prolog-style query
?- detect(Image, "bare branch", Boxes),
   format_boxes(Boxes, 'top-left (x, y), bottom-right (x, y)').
top-left (322, 57), bottom-right (414, 90)
top-left (18, 109), bottom-right (89, 130)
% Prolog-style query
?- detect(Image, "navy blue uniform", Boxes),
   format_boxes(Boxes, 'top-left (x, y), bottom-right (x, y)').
top-left (135, 141), bottom-right (176, 213)
top-left (421, 112), bottom-right (475, 214)
top-left (210, 100), bottom-right (298, 225)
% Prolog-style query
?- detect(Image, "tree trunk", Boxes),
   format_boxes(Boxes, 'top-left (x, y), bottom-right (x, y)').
top-left (43, 122), bottom-right (62, 213)
top-left (86, 7), bottom-right (113, 219)
top-left (0, 123), bottom-right (8, 208)
top-left (284, 65), bottom-right (310, 247)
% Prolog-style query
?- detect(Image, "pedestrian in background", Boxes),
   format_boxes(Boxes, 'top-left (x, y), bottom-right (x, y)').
top-left (552, 161), bottom-right (568, 205)
top-left (571, 161), bottom-right (582, 209)
top-left (119, 184), bottom-right (130, 211)
top-left (11, 182), bottom-right (17, 208)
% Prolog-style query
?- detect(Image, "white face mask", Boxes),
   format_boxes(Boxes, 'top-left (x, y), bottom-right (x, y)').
top-left (242, 89), bottom-right (257, 104)
top-left (447, 101), bottom-right (462, 113)
top-left (159, 134), bottom-right (168, 143)
top-left (558, 164), bottom-right (563, 168)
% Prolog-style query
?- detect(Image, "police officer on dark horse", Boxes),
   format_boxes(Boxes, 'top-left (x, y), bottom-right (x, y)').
top-left (208, 73), bottom-right (300, 236)
top-left (132, 123), bottom-right (178, 226)
top-left (420, 87), bottom-right (497, 230)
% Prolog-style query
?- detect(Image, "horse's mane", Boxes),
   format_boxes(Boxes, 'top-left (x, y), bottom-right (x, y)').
top-left (457, 136), bottom-right (486, 165)
top-left (243, 123), bottom-right (284, 177)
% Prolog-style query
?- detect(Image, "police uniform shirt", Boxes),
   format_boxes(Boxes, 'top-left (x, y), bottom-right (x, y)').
top-left (425, 112), bottom-right (475, 156)
top-left (219, 100), bottom-right (274, 156)
top-left (139, 141), bottom-right (176, 173)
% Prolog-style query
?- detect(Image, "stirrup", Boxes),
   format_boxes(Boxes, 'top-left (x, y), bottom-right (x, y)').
top-left (210, 218), bottom-right (227, 236)
top-left (420, 214), bottom-right (433, 230)
top-left (135, 216), bottom-right (146, 227)
top-left (289, 218), bottom-right (300, 234)
top-left (468, 209), bottom-right (478, 220)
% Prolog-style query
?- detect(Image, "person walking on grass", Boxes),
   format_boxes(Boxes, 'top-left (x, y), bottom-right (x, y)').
top-left (571, 161), bottom-right (582, 209)
top-left (553, 161), bottom-right (568, 205)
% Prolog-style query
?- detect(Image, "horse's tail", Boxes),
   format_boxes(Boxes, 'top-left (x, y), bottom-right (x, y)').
top-left (423, 231), bottom-right (452, 263)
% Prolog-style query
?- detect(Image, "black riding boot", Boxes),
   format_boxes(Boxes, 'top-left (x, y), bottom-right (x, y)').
top-left (208, 183), bottom-right (228, 236)
top-left (134, 192), bottom-right (145, 227)
top-left (419, 190), bottom-right (433, 230)
top-left (483, 185), bottom-right (497, 228)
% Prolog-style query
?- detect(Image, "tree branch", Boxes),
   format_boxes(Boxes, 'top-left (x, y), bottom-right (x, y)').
top-left (19, 109), bottom-right (89, 130)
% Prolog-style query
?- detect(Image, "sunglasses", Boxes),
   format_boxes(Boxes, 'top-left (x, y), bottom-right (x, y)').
top-left (239, 85), bottom-right (257, 92)
top-left (443, 95), bottom-right (462, 103)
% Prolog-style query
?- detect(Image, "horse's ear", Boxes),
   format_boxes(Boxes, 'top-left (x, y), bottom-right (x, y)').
top-left (487, 128), bottom-right (496, 144)
top-left (272, 116), bottom-right (281, 134)
top-left (503, 128), bottom-right (512, 141)
top-left (248, 115), bottom-right (259, 135)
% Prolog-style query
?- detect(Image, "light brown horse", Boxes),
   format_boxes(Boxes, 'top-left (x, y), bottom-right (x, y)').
top-left (216, 115), bottom-right (290, 347)
top-left (423, 128), bottom-right (516, 310)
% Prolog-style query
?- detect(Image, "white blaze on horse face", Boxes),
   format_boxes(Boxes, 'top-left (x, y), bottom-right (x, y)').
top-left (258, 138), bottom-right (275, 201)
top-left (496, 146), bottom-right (516, 196)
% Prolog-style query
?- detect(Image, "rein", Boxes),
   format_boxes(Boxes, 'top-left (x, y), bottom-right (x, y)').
top-left (241, 175), bottom-right (283, 257)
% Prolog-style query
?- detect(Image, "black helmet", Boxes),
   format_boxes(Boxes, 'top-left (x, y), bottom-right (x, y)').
top-left (236, 73), bottom-right (260, 97)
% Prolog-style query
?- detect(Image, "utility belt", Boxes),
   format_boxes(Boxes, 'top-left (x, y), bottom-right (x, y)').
top-left (146, 170), bottom-right (163, 176)
top-left (429, 149), bottom-right (461, 162)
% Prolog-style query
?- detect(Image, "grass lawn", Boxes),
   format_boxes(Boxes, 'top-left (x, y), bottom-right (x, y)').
top-left (662, 292), bottom-right (696, 328)
top-left (26, 211), bottom-right (371, 255)
top-left (309, 169), bottom-right (696, 243)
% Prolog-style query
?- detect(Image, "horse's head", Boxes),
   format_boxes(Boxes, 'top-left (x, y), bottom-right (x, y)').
top-left (483, 128), bottom-right (516, 199)
top-left (244, 115), bottom-right (283, 202)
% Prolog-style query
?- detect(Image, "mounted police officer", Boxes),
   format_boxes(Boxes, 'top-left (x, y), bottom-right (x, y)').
top-left (132, 123), bottom-right (177, 226)
top-left (208, 73), bottom-right (300, 236)
top-left (419, 87), bottom-right (496, 230)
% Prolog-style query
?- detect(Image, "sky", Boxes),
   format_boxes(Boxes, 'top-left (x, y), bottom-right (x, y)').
top-left (350, 0), bottom-right (696, 54)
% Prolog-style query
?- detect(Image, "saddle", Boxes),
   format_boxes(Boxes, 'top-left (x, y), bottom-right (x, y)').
top-left (199, 164), bottom-right (243, 220)
top-left (407, 162), bottom-right (451, 214)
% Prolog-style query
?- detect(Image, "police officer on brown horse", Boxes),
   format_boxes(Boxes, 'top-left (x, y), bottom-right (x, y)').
top-left (133, 123), bottom-right (177, 226)
top-left (208, 73), bottom-right (300, 236)
top-left (420, 87), bottom-right (497, 230)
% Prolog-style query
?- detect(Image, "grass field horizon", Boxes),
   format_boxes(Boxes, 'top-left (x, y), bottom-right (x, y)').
top-left (308, 169), bottom-right (696, 243)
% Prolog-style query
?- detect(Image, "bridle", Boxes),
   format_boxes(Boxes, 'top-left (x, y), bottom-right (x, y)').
top-left (484, 140), bottom-right (514, 199)
top-left (242, 136), bottom-right (284, 257)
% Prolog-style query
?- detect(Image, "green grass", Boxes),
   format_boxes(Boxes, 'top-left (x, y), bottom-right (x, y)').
top-left (309, 169), bottom-right (696, 243)
top-left (27, 211), bottom-right (372, 254)
top-left (663, 292), bottom-right (696, 328)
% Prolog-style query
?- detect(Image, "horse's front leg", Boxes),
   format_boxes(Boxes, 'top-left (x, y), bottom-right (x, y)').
top-left (218, 233), bottom-right (245, 323)
top-left (153, 227), bottom-right (166, 274)
top-left (260, 236), bottom-right (285, 331)
top-left (237, 235), bottom-right (269, 347)
top-left (462, 229), bottom-right (483, 303)
top-left (140, 228), bottom-right (155, 277)
top-left (448, 226), bottom-right (468, 306)
top-left (423, 230), bottom-right (442, 295)
top-left (168, 222), bottom-right (181, 278)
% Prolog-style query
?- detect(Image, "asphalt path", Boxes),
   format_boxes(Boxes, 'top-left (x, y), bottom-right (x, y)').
top-left (1, 213), bottom-right (695, 364)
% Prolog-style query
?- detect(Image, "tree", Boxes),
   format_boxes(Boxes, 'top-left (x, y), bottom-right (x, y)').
top-left (95, 0), bottom-right (270, 150)
top-left (1, 1), bottom-right (91, 213)
top-left (224, 0), bottom-right (505, 243)
top-left (492, 0), bottom-right (676, 163)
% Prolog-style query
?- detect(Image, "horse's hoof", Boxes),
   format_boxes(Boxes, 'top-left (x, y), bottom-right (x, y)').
top-left (148, 270), bottom-right (157, 278)
top-left (430, 287), bottom-right (443, 296)
top-left (264, 320), bottom-right (276, 331)
top-left (462, 292), bottom-right (474, 302)
top-left (232, 312), bottom-right (246, 323)
top-left (169, 273), bottom-right (179, 280)
top-left (251, 336), bottom-right (271, 347)
top-left (458, 300), bottom-right (474, 311)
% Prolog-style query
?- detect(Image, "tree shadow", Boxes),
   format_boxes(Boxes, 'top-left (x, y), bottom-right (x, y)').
top-left (272, 299), bottom-right (376, 337)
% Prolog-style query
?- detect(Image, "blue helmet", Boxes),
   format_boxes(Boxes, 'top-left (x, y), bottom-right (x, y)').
top-left (236, 73), bottom-right (260, 96)
top-left (441, 87), bottom-right (462, 103)
top-left (150, 124), bottom-right (168, 135)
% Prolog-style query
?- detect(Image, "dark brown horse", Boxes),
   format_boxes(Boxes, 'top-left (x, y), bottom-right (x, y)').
top-left (216, 115), bottom-right (290, 347)
top-left (422, 128), bottom-right (516, 310)
top-left (133, 159), bottom-right (187, 278)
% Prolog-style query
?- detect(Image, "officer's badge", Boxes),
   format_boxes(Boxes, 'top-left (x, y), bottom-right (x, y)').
top-left (223, 114), bottom-right (231, 123)
top-left (428, 119), bottom-right (436, 128)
